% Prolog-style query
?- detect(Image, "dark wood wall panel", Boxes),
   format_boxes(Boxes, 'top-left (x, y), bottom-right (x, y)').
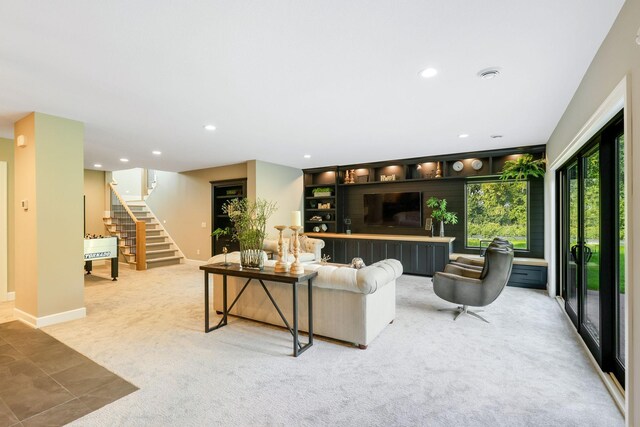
top-left (341, 178), bottom-right (544, 258)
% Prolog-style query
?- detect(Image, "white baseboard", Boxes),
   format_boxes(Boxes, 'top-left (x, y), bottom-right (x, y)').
top-left (14, 307), bottom-right (86, 328)
top-left (185, 258), bottom-right (207, 266)
top-left (6, 291), bottom-right (15, 301)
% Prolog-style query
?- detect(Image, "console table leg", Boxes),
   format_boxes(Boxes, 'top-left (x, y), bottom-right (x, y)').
top-left (308, 278), bottom-right (313, 346)
top-left (293, 282), bottom-right (299, 357)
top-left (204, 272), bottom-right (210, 332)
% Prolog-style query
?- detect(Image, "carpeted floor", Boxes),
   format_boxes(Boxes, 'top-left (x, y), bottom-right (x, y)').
top-left (3, 264), bottom-right (625, 426)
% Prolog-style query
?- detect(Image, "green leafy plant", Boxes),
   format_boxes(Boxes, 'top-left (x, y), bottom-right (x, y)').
top-left (211, 227), bottom-right (231, 239)
top-left (426, 197), bottom-right (458, 225)
top-left (222, 198), bottom-right (278, 250)
top-left (500, 154), bottom-right (546, 181)
top-left (312, 187), bottom-right (333, 196)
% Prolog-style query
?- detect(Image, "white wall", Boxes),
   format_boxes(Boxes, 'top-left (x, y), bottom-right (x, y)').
top-left (545, 0), bottom-right (639, 423)
top-left (251, 160), bottom-right (304, 239)
top-left (112, 168), bottom-right (143, 201)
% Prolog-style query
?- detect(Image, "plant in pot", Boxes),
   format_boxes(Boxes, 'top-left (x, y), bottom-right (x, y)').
top-left (500, 154), bottom-right (546, 181)
top-left (312, 187), bottom-right (333, 197)
top-left (221, 198), bottom-right (277, 270)
top-left (426, 197), bottom-right (458, 237)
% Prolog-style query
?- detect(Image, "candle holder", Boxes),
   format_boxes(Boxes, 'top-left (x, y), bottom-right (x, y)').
top-left (222, 246), bottom-right (231, 266)
top-left (289, 225), bottom-right (304, 275)
top-left (274, 225), bottom-right (289, 273)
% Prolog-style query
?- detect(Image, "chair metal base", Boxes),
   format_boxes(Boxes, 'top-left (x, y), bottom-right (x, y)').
top-left (438, 305), bottom-right (489, 323)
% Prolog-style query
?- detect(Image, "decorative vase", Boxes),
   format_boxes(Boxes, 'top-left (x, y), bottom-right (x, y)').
top-left (439, 221), bottom-right (445, 237)
top-left (239, 243), bottom-right (264, 270)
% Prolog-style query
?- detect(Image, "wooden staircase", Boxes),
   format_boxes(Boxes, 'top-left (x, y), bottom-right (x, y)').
top-left (104, 201), bottom-right (183, 269)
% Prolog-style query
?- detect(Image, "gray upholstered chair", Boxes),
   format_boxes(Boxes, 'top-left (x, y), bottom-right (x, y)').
top-left (433, 246), bottom-right (514, 322)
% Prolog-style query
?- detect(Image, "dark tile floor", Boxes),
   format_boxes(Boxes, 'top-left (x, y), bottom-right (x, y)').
top-left (0, 321), bottom-right (137, 426)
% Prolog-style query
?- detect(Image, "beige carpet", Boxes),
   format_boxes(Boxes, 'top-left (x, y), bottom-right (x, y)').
top-left (2, 264), bottom-right (624, 426)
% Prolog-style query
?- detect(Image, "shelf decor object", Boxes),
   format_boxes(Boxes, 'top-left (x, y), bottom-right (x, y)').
top-left (435, 162), bottom-right (442, 178)
top-left (289, 225), bottom-right (305, 275)
top-left (452, 161), bottom-right (464, 172)
top-left (499, 154), bottom-right (546, 181)
top-left (471, 159), bottom-right (484, 170)
top-left (426, 197), bottom-right (458, 237)
top-left (274, 225), bottom-right (289, 273)
top-left (312, 187), bottom-right (333, 197)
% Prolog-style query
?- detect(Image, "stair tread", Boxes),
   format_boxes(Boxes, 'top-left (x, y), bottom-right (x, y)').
top-left (146, 249), bottom-right (177, 254)
top-left (147, 256), bottom-right (182, 263)
top-left (146, 242), bottom-right (170, 246)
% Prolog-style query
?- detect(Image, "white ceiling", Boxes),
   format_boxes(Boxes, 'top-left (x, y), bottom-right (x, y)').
top-left (0, 1), bottom-right (625, 172)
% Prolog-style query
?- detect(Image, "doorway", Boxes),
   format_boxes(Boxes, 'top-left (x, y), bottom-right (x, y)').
top-left (557, 111), bottom-right (625, 387)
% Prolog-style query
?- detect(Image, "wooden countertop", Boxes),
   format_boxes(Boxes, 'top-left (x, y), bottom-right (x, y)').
top-left (450, 253), bottom-right (548, 267)
top-left (305, 232), bottom-right (455, 243)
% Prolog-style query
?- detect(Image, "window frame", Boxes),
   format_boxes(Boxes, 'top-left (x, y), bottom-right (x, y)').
top-left (464, 178), bottom-right (531, 252)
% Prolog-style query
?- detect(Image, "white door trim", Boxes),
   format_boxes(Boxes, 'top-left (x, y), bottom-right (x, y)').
top-left (0, 161), bottom-right (7, 301)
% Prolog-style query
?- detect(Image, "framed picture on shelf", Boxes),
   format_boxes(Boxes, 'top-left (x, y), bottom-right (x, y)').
top-left (356, 173), bottom-right (369, 183)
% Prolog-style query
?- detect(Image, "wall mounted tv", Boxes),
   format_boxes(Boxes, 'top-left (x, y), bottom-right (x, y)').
top-left (363, 192), bottom-right (422, 228)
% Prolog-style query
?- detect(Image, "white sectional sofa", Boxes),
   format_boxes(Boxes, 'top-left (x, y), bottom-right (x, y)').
top-left (207, 257), bottom-right (403, 349)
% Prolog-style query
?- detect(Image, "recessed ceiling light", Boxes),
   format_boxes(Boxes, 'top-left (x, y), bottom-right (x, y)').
top-left (120, 158), bottom-right (129, 162)
top-left (478, 68), bottom-right (500, 80)
top-left (420, 68), bottom-right (438, 78)
top-left (93, 163), bottom-right (102, 168)
top-left (490, 135), bottom-right (504, 139)
top-left (152, 150), bottom-right (162, 155)
top-left (204, 124), bottom-right (216, 131)
top-left (304, 154), bottom-right (311, 159)
top-left (458, 134), bottom-right (469, 138)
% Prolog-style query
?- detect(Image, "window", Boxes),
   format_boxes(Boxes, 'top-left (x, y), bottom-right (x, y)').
top-left (466, 181), bottom-right (528, 250)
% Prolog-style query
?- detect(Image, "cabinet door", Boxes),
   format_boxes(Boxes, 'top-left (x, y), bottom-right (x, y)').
top-left (346, 240), bottom-right (359, 262)
top-left (371, 240), bottom-right (386, 264)
top-left (386, 242), bottom-right (402, 262)
top-left (432, 244), bottom-right (449, 274)
top-left (333, 239), bottom-right (347, 264)
top-left (400, 242), bottom-right (418, 274)
top-left (416, 244), bottom-right (433, 276)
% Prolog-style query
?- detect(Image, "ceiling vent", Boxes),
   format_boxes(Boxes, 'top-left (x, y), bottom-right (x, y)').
top-left (478, 69), bottom-right (500, 80)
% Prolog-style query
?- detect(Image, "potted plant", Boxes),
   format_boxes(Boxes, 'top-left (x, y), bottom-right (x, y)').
top-left (221, 198), bottom-right (277, 270)
top-left (426, 197), bottom-right (458, 237)
top-left (500, 154), bottom-right (546, 181)
top-left (312, 187), bottom-right (333, 197)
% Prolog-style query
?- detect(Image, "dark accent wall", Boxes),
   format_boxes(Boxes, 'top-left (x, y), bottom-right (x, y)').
top-left (342, 177), bottom-right (544, 258)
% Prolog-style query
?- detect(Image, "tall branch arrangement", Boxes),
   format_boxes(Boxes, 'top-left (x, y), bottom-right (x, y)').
top-left (223, 198), bottom-right (278, 250)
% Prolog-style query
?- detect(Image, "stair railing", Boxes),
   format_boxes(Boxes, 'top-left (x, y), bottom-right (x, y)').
top-left (108, 183), bottom-right (146, 270)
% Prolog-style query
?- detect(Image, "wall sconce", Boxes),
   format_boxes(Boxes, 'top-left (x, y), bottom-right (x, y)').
top-left (16, 135), bottom-right (26, 148)
top-left (636, 25), bottom-right (640, 45)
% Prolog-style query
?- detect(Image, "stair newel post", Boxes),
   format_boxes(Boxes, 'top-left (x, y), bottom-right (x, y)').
top-left (136, 221), bottom-right (146, 270)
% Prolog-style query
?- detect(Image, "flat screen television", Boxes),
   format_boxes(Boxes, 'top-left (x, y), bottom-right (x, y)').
top-left (363, 192), bottom-right (422, 228)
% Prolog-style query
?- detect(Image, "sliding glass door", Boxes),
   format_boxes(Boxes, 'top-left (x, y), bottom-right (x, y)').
top-left (558, 111), bottom-right (624, 387)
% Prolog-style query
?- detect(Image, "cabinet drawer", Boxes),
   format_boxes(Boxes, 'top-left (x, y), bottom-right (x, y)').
top-left (508, 265), bottom-right (547, 289)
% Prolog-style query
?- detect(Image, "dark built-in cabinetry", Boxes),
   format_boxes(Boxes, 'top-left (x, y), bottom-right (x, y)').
top-left (311, 233), bottom-right (453, 276)
top-left (211, 179), bottom-right (247, 256)
top-left (302, 146), bottom-right (547, 284)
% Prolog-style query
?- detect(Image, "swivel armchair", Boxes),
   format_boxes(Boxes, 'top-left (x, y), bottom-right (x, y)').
top-left (433, 246), bottom-right (514, 323)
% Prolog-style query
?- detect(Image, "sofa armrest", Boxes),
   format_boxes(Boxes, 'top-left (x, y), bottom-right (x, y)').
top-left (455, 256), bottom-right (485, 267)
top-left (302, 237), bottom-right (325, 261)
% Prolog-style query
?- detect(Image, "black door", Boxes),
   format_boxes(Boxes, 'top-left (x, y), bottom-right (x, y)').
top-left (557, 111), bottom-right (625, 386)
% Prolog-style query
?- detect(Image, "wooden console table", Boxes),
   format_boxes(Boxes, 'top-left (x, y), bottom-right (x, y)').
top-left (200, 263), bottom-right (317, 357)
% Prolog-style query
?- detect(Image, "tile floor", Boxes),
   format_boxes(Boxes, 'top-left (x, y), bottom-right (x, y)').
top-left (0, 321), bottom-right (137, 426)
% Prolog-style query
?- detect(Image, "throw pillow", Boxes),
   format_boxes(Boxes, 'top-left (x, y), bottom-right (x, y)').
top-left (289, 234), bottom-right (309, 254)
top-left (350, 257), bottom-right (366, 269)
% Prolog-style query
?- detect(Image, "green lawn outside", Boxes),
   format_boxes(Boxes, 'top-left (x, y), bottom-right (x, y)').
top-left (585, 244), bottom-right (625, 294)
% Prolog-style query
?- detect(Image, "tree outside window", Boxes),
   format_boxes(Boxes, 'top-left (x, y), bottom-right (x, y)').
top-left (466, 181), bottom-right (528, 250)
